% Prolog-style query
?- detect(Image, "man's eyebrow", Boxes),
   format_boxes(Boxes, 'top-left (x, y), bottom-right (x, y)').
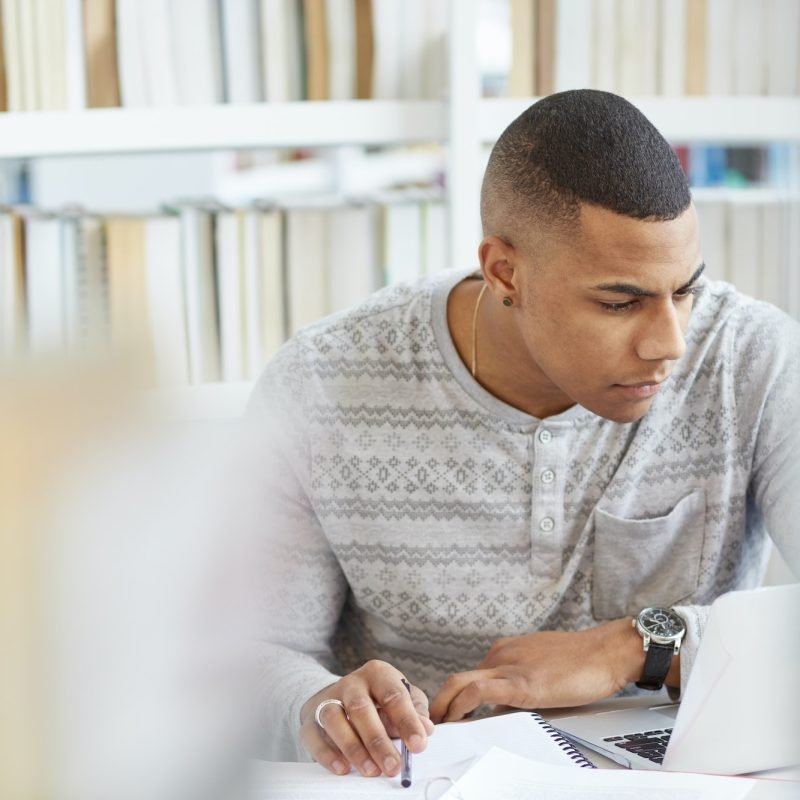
top-left (590, 262), bottom-right (706, 298)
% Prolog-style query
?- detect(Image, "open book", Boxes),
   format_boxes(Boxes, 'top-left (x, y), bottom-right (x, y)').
top-left (256, 712), bottom-right (592, 799)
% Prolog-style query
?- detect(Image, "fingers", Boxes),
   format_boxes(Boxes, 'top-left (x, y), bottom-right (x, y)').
top-left (327, 692), bottom-right (393, 777)
top-left (341, 684), bottom-right (404, 776)
top-left (300, 714), bottom-right (353, 776)
top-left (381, 683), bottom-right (435, 738)
top-left (300, 661), bottom-right (432, 777)
top-left (430, 669), bottom-right (521, 723)
top-left (364, 666), bottom-right (429, 755)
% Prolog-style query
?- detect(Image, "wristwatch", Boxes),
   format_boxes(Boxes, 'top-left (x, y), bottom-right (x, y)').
top-left (632, 607), bottom-right (686, 691)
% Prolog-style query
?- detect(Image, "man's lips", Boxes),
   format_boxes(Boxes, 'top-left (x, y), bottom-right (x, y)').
top-left (614, 376), bottom-right (670, 399)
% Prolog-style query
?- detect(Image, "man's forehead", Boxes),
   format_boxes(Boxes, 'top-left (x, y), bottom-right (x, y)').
top-left (565, 203), bottom-right (701, 282)
top-left (578, 201), bottom-right (697, 245)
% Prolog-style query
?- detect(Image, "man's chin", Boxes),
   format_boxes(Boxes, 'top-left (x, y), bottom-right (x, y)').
top-left (590, 396), bottom-right (654, 424)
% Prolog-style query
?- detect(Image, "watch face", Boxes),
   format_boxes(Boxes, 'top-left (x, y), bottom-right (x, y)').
top-left (640, 607), bottom-right (685, 638)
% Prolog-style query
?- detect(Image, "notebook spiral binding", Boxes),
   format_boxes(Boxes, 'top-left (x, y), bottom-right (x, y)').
top-left (530, 713), bottom-right (597, 768)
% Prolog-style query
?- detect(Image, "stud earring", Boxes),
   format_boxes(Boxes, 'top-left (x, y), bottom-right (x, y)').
top-left (502, 297), bottom-right (513, 307)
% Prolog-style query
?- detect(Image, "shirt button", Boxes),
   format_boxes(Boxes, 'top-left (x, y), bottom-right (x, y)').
top-left (540, 516), bottom-right (555, 532)
top-left (538, 429), bottom-right (552, 444)
top-left (541, 469), bottom-right (555, 484)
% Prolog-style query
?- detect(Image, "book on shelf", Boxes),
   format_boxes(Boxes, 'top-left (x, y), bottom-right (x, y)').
top-left (381, 200), bottom-right (422, 287)
top-left (64, 0), bottom-right (87, 110)
top-left (727, 197), bottom-right (762, 300)
top-left (255, 206), bottom-right (285, 375)
top-left (144, 215), bottom-right (190, 385)
top-left (327, 203), bottom-right (379, 315)
top-left (60, 212), bottom-right (96, 353)
top-left (25, 212), bottom-right (65, 354)
top-left (370, 0), bottom-right (400, 100)
top-left (766, 0), bottom-right (800, 96)
top-left (353, 0), bottom-right (373, 99)
top-left (503, 0), bottom-right (799, 98)
top-left (170, 0), bottom-right (225, 106)
top-left (5, 195), bottom-right (449, 383)
top-left (732, 0), bottom-right (764, 96)
top-left (0, 1), bottom-right (8, 112)
top-left (693, 196), bottom-right (726, 283)
top-left (659, 0), bottom-right (687, 96)
top-left (215, 209), bottom-right (247, 382)
top-left (554, 0), bottom-right (591, 94)
top-left (705, 0), bottom-right (732, 96)
top-left (220, 0), bottom-right (263, 105)
top-left (106, 215), bottom-right (150, 353)
top-left (787, 199), bottom-right (800, 320)
top-left (140, 0), bottom-right (179, 108)
top-left (0, 208), bottom-right (25, 356)
top-left (115, 0), bottom-right (148, 108)
top-left (260, 0), bottom-right (305, 102)
top-left (325, 0), bottom-right (355, 101)
top-left (617, 0), bottom-right (659, 96)
top-left (591, 0), bottom-right (616, 94)
top-left (761, 200), bottom-right (784, 310)
top-left (535, 0), bottom-right (555, 96)
top-left (179, 204), bottom-right (221, 384)
top-left (685, 0), bottom-right (707, 95)
top-left (0, 0), bottom-right (450, 111)
top-left (303, 0), bottom-right (329, 101)
top-left (84, 0), bottom-right (121, 108)
top-left (396, 0), bottom-right (423, 100)
top-left (285, 205), bottom-right (329, 335)
top-left (508, 0), bottom-right (536, 97)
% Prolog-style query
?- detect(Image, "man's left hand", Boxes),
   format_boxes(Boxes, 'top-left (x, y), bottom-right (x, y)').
top-left (429, 618), bottom-right (647, 723)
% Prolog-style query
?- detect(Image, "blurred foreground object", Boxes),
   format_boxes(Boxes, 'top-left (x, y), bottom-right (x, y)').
top-left (0, 360), bottom-right (262, 800)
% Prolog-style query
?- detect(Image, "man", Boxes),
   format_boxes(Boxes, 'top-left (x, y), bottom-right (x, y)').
top-left (250, 90), bottom-right (800, 776)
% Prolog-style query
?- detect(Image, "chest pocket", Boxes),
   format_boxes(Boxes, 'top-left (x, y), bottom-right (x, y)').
top-left (591, 489), bottom-right (706, 620)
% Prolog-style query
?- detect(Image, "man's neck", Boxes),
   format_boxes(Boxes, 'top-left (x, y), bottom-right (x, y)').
top-left (446, 278), bottom-right (575, 420)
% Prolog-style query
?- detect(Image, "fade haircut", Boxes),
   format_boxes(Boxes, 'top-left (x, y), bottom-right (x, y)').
top-left (480, 90), bottom-right (691, 251)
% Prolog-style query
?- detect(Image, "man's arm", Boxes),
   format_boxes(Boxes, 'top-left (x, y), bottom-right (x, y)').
top-left (247, 343), bottom-right (432, 770)
top-left (429, 617), bottom-right (677, 723)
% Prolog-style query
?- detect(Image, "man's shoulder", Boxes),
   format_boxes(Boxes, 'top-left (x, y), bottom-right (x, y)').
top-left (689, 279), bottom-right (799, 364)
top-left (675, 280), bottom-right (800, 422)
top-left (264, 271), bottom-right (457, 381)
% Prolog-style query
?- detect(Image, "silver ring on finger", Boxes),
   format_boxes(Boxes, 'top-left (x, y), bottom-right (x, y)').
top-left (314, 698), bottom-right (348, 729)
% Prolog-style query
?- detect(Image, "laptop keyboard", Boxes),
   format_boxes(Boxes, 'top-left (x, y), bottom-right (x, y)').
top-left (603, 728), bottom-right (673, 764)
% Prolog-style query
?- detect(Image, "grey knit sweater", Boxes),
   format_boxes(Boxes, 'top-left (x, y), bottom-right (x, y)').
top-left (248, 268), bottom-right (800, 760)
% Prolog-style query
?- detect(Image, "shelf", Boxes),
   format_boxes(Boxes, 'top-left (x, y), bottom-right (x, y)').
top-left (1, 97), bottom-right (797, 160)
top-left (0, 101), bottom-right (447, 158)
top-left (480, 97), bottom-right (800, 144)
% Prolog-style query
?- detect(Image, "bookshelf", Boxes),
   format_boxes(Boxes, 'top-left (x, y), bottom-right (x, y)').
top-left (0, 101), bottom-right (448, 157)
top-left (480, 97), bottom-right (800, 145)
top-left (2, 0), bottom-right (798, 418)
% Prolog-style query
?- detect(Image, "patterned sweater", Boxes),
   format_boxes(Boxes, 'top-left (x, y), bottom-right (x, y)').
top-left (248, 268), bottom-right (800, 760)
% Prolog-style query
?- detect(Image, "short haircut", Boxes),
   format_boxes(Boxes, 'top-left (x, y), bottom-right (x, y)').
top-left (480, 89), bottom-right (691, 250)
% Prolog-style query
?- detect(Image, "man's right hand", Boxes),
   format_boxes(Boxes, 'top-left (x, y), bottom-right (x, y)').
top-left (299, 660), bottom-right (434, 777)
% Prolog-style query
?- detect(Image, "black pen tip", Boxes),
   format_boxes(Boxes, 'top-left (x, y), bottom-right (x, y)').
top-left (401, 779), bottom-right (411, 788)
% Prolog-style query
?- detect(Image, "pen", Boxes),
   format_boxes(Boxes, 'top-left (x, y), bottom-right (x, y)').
top-left (401, 679), bottom-right (412, 788)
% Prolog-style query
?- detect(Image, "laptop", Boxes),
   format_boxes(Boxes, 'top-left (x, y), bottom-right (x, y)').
top-left (553, 583), bottom-right (800, 774)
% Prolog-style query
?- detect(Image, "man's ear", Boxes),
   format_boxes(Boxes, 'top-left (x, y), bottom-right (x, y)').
top-left (478, 235), bottom-right (518, 303)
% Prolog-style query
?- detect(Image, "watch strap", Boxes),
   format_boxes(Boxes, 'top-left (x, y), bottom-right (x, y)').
top-left (636, 641), bottom-right (674, 691)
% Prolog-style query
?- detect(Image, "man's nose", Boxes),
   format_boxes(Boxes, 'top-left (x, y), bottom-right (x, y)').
top-left (635, 302), bottom-right (687, 362)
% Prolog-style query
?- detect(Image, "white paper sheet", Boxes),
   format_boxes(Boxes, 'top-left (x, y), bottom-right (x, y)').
top-left (254, 712), bottom-right (591, 799)
top-left (443, 747), bottom-right (756, 800)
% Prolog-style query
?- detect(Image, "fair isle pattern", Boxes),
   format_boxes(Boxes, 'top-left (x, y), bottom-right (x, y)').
top-left (251, 270), bottom-right (800, 759)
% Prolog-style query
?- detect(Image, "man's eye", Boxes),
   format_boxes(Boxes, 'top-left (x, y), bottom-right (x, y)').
top-left (600, 301), bottom-right (635, 313)
top-left (674, 285), bottom-right (701, 299)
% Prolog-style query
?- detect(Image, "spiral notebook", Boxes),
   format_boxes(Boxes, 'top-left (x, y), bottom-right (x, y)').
top-left (259, 711), bottom-right (594, 799)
